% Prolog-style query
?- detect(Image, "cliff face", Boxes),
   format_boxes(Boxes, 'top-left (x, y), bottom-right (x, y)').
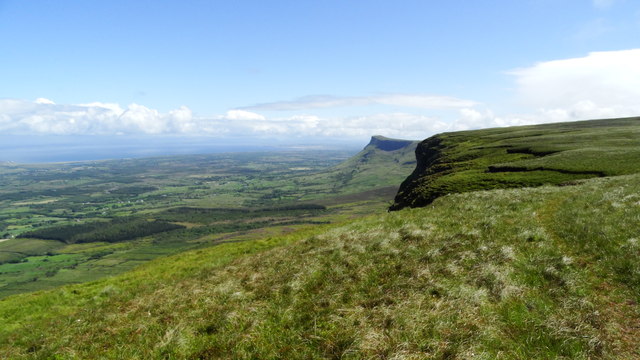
top-left (367, 135), bottom-right (416, 152)
top-left (388, 135), bottom-right (446, 211)
top-left (390, 117), bottom-right (640, 211)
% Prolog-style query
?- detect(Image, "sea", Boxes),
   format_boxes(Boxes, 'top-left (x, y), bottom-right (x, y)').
top-left (0, 135), bottom-right (360, 164)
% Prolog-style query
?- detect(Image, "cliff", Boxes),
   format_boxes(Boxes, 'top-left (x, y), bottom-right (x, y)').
top-left (389, 116), bottom-right (640, 211)
top-left (388, 135), bottom-right (447, 210)
top-left (366, 135), bottom-right (416, 152)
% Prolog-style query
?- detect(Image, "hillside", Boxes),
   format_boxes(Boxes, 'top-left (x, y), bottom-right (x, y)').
top-left (306, 135), bottom-right (419, 196)
top-left (1, 171), bottom-right (639, 358)
top-left (391, 117), bottom-right (640, 210)
top-left (2, 122), bottom-right (640, 358)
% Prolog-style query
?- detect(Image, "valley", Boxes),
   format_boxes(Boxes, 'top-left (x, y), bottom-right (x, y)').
top-left (0, 137), bottom-right (418, 298)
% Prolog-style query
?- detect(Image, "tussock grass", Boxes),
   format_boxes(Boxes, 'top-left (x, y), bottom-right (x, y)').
top-left (1, 174), bottom-right (640, 358)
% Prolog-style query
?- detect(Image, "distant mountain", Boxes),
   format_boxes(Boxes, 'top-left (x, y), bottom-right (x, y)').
top-left (391, 116), bottom-right (640, 210)
top-left (322, 135), bottom-right (419, 194)
top-left (366, 135), bottom-right (416, 151)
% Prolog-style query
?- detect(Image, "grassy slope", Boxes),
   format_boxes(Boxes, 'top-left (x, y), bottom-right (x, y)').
top-left (392, 117), bottom-right (640, 209)
top-left (305, 136), bottom-right (418, 196)
top-left (1, 173), bottom-right (639, 359)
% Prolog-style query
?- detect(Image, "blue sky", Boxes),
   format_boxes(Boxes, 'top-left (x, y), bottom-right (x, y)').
top-left (1, 0), bottom-right (640, 158)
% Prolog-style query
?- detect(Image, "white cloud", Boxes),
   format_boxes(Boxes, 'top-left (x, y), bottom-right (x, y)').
top-left (214, 111), bottom-right (446, 139)
top-left (304, 113), bottom-right (449, 139)
top-left (509, 49), bottom-right (640, 120)
top-left (35, 98), bottom-right (55, 105)
top-left (451, 108), bottom-right (541, 131)
top-left (224, 109), bottom-right (266, 121)
top-left (0, 99), bottom-right (199, 136)
top-left (244, 94), bottom-right (477, 111)
top-left (444, 49), bottom-right (640, 133)
top-left (79, 102), bottom-right (124, 113)
top-left (0, 98), bottom-right (448, 140)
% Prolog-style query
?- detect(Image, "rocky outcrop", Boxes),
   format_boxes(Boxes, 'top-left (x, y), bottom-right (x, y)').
top-left (389, 135), bottom-right (447, 211)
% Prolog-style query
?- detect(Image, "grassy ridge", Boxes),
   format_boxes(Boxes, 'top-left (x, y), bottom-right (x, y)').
top-left (392, 117), bottom-right (640, 209)
top-left (1, 173), bottom-right (639, 358)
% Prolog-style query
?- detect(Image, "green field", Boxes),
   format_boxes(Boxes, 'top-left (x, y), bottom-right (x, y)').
top-left (0, 137), bottom-right (418, 298)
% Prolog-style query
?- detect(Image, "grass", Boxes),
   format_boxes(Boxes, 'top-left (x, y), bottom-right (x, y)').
top-left (0, 238), bottom-right (65, 264)
top-left (0, 254), bottom-right (86, 297)
top-left (392, 117), bottom-right (640, 209)
top-left (1, 172), bottom-right (639, 359)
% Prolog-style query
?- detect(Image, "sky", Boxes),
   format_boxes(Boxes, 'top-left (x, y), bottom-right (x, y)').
top-left (1, 0), bottom-right (640, 161)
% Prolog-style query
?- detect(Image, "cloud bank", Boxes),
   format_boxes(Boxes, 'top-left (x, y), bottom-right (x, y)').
top-left (446, 49), bottom-right (640, 131)
top-left (2, 49), bottom-right (639, 142)
top-left (509, 48), bottom-right (640, 122)
top-left (0, 100), bottom-right (199, 135)
top-left (0, 98), bottom-right (448, 140)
